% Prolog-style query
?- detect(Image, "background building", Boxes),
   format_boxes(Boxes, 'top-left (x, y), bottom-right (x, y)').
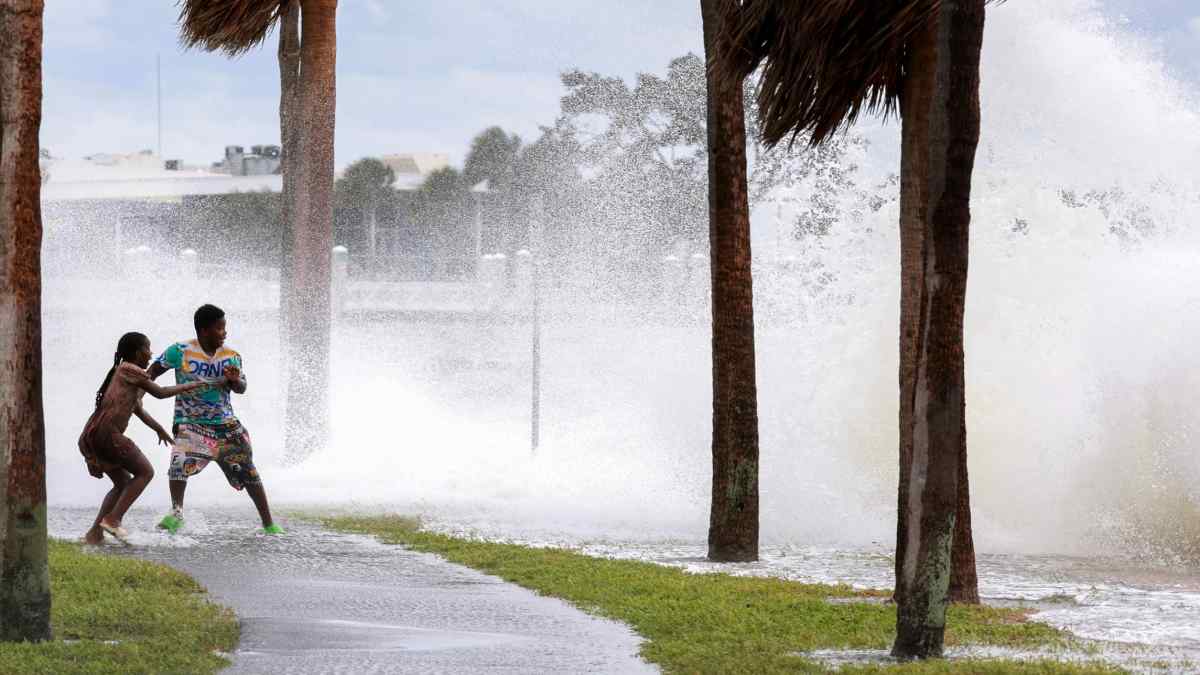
top-left (39, 147), bottom-right (465, 280)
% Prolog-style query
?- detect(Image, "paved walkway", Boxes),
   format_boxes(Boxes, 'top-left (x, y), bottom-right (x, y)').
top-left (51, 507), bottom-right (655, 674)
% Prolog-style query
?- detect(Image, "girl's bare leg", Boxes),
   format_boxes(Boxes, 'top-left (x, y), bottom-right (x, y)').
top-left (100, 451), bottom-right (154, 528)
top-left (87, 469), bottom-right (130, 543)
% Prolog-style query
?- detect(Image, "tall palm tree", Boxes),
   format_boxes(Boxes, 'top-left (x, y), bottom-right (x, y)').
top-left (179, 0), bottom-right (338, 460)
top-left (718, 0), bottom-right (987, 658)
top-left (700, 0), bottom-right (760, 562)
top-left (0, 0), bottom-right (51, 642)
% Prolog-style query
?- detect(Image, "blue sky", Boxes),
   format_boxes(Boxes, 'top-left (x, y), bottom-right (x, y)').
top-left (41, 1), bottom-right (1199, 170)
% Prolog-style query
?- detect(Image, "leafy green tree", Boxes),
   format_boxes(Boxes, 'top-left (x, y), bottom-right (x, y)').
top-left (185, 191), bottom-right (282, 268)
top-left (559, 55), bottom-right (708, 258)
top-left (511, 125), bottom-right (585, 271)
top-left (464, 127), bottom-right (521, 189)
top-left (555, 53), bottom-right (868, 266)
top-left (336, 157), bottom-right (396, 265)
top-left (462, 127), bottom-right (526, 259)
top-left (410, 167), bottom-right (471, 278)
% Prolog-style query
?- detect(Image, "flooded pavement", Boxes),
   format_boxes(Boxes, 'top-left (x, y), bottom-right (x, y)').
top-left (417, 515), bottom-right (1200, 672)
top-left (49, 507), bottom-right (655, 674)
top-left (47, 501), bottom-right (1200, 673)
top-left (600, 544), bottom-right (1200, 654)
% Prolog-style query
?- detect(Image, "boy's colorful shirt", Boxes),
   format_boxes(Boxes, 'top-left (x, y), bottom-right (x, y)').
top-left (155, 340), bottom-right (245, 426)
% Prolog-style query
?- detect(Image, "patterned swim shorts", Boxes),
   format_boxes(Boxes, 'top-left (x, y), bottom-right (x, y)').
top-left (168, 422), bottom-right (261, 490)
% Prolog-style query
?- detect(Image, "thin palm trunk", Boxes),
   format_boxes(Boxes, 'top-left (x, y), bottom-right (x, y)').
top-left (277, 0), bottom-right (301, 458)
top-left (0, 0), bottom-right (51, 642)
top-left (283, 0), bottom-right (336, 461)
top-left (892, 0), bottom-right (984, 659)
top-left (701, 0), bottom-right (759, 563)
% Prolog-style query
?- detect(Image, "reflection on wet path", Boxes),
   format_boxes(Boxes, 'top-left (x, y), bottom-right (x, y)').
top-left (49, 507), bottom-right (655, 674)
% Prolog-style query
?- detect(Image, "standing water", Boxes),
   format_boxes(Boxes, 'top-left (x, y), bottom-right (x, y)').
top-left (42, 0), bottom-right (1200, 665)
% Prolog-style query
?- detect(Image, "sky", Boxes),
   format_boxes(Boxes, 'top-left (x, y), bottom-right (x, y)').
top-left (40, 1), bottom-right (1199, 171)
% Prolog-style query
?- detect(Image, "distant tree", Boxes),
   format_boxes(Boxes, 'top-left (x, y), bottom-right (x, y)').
top-left (0, 0), bottom-right (52, 643)
top-left (447, 75), bottom-right (872, 289)
top-left (786, 135), bottom-right (872, 241)
top-left (558, 55), bottom-right (708, 257)
top-left (511, 125), bottom-right (585, 270)
top-left (464, 127), bottom-right (521, 189)
top-left (556, 53), bottom-right (868, 264)
top-left (337, 157), bottom-right (396, 266)
top-left (185, 191), bottom-right (283, 268)
top-left (462, 127), bottom-right (526, 256)
top-left (411, 167), bottom-right (470, 278)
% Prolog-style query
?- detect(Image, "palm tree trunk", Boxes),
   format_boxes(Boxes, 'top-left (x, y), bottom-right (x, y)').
top-left (0, 0), bottom-right (51, 642)
top-left (701, 0), bottom-right (759, 563)
top-left (284, 0), bottom-right (336, 461)
top-left (948, 449), bottom-right (979, 603)
top-left (277, 0), bottom-right (302, 457)
top-left (894, 23), bottom-right (982, 612)
top-left (891, 0), bottom-right (984, 659)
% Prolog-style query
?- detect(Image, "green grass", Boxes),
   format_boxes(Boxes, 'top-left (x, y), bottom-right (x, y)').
top-left (0, 540), bottom-right (239, 675)
top-left (320, 515), bottom-right (1124, 674)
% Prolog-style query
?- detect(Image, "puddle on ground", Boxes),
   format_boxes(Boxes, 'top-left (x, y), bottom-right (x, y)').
top-left (236, 617), bottom-right (530, 654)
top-left (807, 645), bottom-right (1198, 674)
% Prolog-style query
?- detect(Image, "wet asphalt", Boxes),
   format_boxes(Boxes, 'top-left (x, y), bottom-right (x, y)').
top-left (51, 507), bottom-right (656, 674)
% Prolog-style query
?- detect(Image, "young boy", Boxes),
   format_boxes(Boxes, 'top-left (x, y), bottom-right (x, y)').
top-left (148, 304), bottom-right (282, 534)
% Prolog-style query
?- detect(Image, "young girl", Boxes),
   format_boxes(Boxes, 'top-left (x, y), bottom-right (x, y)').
top-left (79, 332), bottom-right (205, 544)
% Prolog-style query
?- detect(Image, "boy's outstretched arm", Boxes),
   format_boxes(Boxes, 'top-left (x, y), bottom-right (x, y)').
top-left (138, 379), bottom-right (204, 400)
top-left (134, 403), bottom-right (174, 446)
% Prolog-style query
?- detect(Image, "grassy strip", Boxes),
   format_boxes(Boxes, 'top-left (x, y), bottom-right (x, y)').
top-left (0, 540), bottom-right (238, 675)
top-left (321, 515), bottom-right (1122, 674)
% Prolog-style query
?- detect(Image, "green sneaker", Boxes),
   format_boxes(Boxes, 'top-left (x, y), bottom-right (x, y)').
top-left (157, 514), bottom-right (182, 534)
top-left (262, 524), bottom-right (285, 535)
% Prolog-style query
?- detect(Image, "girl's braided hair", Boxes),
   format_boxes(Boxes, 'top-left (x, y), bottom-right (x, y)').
top-left (95, 332), bottom-right (148, 408)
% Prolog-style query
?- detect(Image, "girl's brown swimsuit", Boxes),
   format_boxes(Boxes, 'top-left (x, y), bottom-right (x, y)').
top-left (78, 362), bottom-right (149, 478)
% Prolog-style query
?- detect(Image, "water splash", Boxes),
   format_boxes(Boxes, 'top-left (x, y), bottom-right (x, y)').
top-left (41, 0), bottom-right (1200, 561)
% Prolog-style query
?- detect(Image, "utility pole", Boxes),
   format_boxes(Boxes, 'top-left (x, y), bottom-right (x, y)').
top-left (470, 180), bottom-right (489, 278)
top-left (530, 196), bottom-right (543, 454)
top-left (156, 54), bottom-right (163, 159)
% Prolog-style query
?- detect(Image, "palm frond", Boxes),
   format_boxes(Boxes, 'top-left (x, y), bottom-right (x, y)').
top-left (716, 0), bottom-right (940, 147)
top-left (177, 0), bottom-right (285, 56)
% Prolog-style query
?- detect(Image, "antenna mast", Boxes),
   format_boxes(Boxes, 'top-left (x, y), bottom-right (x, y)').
top-left (156, 54), bottom-right (163, 158)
